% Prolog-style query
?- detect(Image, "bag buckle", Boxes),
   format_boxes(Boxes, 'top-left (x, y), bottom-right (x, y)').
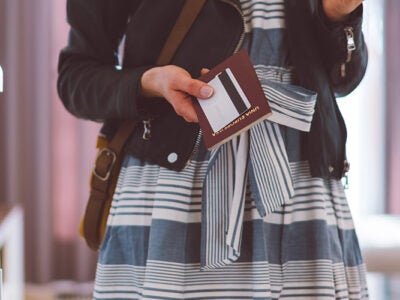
top-left (92, 148), bottom-right (117, 181)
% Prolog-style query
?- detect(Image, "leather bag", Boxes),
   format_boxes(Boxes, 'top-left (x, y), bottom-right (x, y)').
top-left (80, 0), bottom-right (207, 250)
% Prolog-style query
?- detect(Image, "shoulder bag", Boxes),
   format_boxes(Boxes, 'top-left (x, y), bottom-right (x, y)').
top-left (80, 0), bottom-right (207, 250)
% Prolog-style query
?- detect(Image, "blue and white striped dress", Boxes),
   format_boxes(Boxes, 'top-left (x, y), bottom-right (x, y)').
top-left (94, 0), bottom-right (369, 299)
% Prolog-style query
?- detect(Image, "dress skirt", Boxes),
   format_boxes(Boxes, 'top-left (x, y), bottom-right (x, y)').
top-left (93, 137), bottom-right (369, 299)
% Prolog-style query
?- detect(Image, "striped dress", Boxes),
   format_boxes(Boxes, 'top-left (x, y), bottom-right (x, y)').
top-left (93, 0), bottom-right (369, 299)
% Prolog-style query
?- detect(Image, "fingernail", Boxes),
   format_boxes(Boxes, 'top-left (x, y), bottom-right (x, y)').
top-left (200, 86), bottom-right (213, 98)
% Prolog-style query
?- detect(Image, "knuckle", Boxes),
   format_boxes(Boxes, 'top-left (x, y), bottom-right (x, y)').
top-left (184, 80), bottom-right (200, 95)
top-left (186, 80), bottom-right (197, 91)
top-left (174, 105), bottom-right (185, 117)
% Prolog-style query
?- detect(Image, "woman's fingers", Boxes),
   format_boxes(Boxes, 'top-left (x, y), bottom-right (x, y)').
top-left (168, 91), bottom-right (199, 122)
top-left (141, 65), bottom-right (214, 123)
top-left (200, 68), bottom-right (210, 76)
top-left (177, 75), bottom-right (214, 99)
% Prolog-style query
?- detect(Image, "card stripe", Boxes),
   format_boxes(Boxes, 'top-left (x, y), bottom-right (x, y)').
top-left (218, 69), bottom-right (248, 114)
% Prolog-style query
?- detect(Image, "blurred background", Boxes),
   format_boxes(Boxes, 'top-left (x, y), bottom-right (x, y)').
top-left (0, 0), bottom-right (399, 299)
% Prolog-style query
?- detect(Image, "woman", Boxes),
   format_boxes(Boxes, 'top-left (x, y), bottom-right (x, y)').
top-left (58, 0), bottom-right (368, 299)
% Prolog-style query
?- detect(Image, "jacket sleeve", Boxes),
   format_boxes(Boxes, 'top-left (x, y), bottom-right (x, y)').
top-left (57, 0), bottom-right (150, 121)
top-left (312, 1), bottom-right (368, 97)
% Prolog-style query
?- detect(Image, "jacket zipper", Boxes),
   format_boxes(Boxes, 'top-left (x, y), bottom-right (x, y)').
top-left (340, 26), bottom-right (356, 78)
top-left (221, 0), bottom-right (246, 54)
top-left (141, 1), bottom-right (246, 165)
top-left (184, 0), bottom-right (246, 167)
top-left (142, 119), bottom-right (152, 140)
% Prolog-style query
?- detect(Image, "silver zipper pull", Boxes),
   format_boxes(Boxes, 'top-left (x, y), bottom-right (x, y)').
top-left (341, 27), bottom-right (356, 78)
top-left (344, 26), bottom-right (356, 54)
top-left (142, 120), bottom-right (152, 140)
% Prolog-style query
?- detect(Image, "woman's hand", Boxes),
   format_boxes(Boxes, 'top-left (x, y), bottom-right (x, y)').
top-left (322, 0), bottom-right (364, 22)
top-left (140, 65), bottom-right (213, 123)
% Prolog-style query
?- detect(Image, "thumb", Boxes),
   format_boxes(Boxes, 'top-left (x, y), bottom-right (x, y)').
top-left (199, 84), bottom-right (214, 99)
top-left (180, 77), bottom-right (214, 99)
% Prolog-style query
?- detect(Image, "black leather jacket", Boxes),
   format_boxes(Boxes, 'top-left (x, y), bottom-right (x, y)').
top-left (57, 0), bottom-right (367, 179)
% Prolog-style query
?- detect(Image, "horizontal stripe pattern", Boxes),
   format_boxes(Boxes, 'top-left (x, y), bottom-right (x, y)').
top-left (96, 158), bottom-right (368, 298)
top-left (106, 160), bottom-right (358, 231)
top-left (108, 160), bottom-right (208, 226)
top-left (94, 260), bottom-right (368, 299)
top-left (241, 0), bottom-right (286, 32)
top-left (263, 161), bottom-right (358, 230)
top-left (254, 65), bottom-right (296, 84)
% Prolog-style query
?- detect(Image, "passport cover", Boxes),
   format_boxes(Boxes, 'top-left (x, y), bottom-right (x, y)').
top-left (194, 50), bottom-right (272, 150)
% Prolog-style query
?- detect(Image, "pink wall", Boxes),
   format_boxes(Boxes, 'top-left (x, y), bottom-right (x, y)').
top-left (1, 0), bottom-right (99, 282)
top-left (386, 0), bottom-right (400, 214)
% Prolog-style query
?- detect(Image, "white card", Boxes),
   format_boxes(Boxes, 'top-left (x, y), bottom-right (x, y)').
top-left (197, 68), bottom-right (250, 132)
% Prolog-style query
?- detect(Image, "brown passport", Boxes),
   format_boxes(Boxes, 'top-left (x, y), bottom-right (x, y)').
top-left (193, 50), bottom-right (271, 150)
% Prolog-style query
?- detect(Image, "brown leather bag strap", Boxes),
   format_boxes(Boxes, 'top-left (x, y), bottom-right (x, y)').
top-left (84, 120), bottom-right (139, 250)
top-left (156, 0), bottom-right (207, 66)
top-left (83, 0), bottom-right (207, 250)
top-left (106, 0), bottom-right (208, 157)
